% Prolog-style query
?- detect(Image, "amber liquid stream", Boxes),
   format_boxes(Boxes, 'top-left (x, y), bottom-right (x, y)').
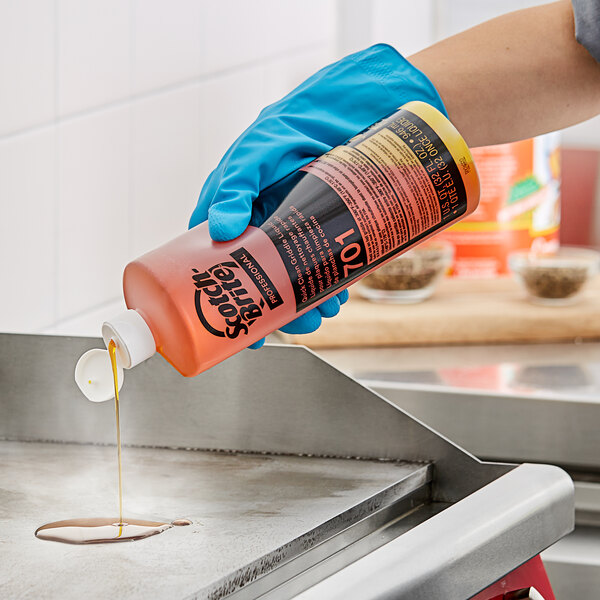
top-left (35, 340), bottom-right (191, 544)
top-left (108, 339), bottom-right (124, 526)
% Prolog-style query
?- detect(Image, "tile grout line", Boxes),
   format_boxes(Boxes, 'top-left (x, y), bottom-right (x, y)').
top-left (197, 0), bottom-right (208, 225)
top-left (128, 0), bottom-right (135, 260)
top-left (52, 0), bottom-right (60, 327)
top-left (0, 41), bottom-right (331, 143)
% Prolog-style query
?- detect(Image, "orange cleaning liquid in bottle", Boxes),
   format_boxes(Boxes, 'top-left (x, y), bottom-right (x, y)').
top-left (99, 101), bottom-right (479, 377)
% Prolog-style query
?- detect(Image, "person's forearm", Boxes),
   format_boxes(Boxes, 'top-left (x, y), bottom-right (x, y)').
top-left (409, 0), bottom-right (600, 147)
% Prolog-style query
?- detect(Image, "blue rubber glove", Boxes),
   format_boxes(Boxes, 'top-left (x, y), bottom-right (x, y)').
top-left (189, 44), bottom-right (447, 348)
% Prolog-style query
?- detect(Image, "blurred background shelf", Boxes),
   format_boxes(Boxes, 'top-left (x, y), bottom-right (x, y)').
top-left (278, 275), bottom-right (600, 348)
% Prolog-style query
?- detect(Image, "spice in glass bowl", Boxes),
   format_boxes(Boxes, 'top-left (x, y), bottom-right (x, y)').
top-left (508, 246), bottom-right (600, 305)
top-left (358, 242), bottom-right (453, 304)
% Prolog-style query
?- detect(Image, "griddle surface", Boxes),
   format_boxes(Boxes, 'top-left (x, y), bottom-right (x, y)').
top-left (0, 441), bottom-right (428, 599)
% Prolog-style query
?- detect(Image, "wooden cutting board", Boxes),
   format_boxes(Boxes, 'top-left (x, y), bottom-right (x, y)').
top-left (278, 276), bottom-right (600, 348)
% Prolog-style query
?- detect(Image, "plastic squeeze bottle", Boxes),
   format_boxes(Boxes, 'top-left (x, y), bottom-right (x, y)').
top-left (75, 101), bottom-right (479, 401)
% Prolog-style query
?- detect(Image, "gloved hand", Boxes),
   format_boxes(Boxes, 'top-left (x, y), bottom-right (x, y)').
top-left (189, 44), bottom-right (447, 348)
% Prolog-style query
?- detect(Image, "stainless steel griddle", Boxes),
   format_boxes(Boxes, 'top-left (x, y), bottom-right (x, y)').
top-left (0, 334), bottom-right (574, 599)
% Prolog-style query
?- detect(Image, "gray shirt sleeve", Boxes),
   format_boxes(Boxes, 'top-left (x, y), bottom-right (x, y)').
top-left (572, 0), bottom-right (600, 62)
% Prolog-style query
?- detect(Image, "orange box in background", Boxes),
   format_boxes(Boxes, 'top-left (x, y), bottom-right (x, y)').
top-left (438, 134), bottom-right (561, 277)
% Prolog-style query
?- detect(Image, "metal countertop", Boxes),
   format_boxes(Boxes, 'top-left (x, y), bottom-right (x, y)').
top-left (319, 342), bottom-right (600, 470)
top-left (0, 441), bottom-right (427, 599)
top-left (319, 341), bottom-right (600, 390)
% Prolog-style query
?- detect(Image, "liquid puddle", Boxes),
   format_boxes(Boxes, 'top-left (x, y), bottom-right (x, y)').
top-left (35, 340), bottom-right (191, 545)
top-left (35, 518), bottom-right (173, 544)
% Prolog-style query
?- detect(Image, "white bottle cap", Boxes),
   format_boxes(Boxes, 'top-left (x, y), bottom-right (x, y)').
top-left (75, 348), bottom-right (124, 403)
top-left (74, 310), bottom-right (154, 403)
top-left (101, 309), bottom-right (156, 369)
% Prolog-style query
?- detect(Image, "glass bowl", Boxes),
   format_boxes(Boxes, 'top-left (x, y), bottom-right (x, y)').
top-left (358, 242), bottom-right (454, 304)
top-left (508, 246), bottom-right (600, 306)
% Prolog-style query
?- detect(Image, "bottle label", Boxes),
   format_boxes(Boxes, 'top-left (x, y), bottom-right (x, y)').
top-left (261, 107), bottom-right (468, 311)
top-left (191, 247), bottom-right (283, 340)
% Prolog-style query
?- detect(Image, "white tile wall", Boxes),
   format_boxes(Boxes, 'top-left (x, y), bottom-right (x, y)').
top-left (263, 48), bottom-right (333, 106)
top-left (201, 0), bottom-right (334, 75)
top-left (131, 84), bottom-right (201, 256)
top-left (0, 0), bottom-right (55, 136)
top-left (42, 298), bottom-right (127, 336)
top-left (0, 1), bottom-right (337, 337)
top-left (0, 128), bottom-right (56, 332)
top-left (335, 0), bottom-right (434, 58)
top-left (132, 0), bottom-right (202, 95)
top-left (199, 65), bottom-right (267, 172)
top-left (57, 107), bottom-right (130, 319)
top-left (433, 0), bottom-right (547, 38)
top-left (259, 0), bottom-right (334, 60)
top-left (370, 0), bottom-right (435, 56)
top-left (58, 0), bottom-right (131, 116)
